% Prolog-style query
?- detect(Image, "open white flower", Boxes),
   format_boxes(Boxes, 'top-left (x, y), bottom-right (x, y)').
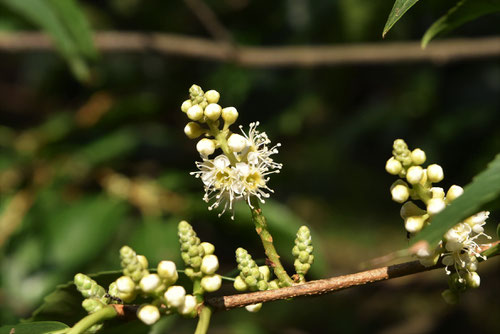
top-left (191, 122), bottom-right (282, 218)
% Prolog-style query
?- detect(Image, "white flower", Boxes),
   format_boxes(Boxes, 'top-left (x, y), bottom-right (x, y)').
top-left (191, 122), bottom-right (282, 218)
top-left (137, 305), bottom-right (160, 325)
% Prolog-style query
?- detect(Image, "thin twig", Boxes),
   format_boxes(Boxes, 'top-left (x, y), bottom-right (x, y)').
top-left (183, 0), bottom-right (233, 44)
top-left (1, 32), bottom-right (500, 66)
top-left (207, 243), bottom-right (499, 310)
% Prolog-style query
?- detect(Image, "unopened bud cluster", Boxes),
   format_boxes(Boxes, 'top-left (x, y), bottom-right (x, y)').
top-left (182, 84), bottom-right (282, 219)
top-left (292, 226), bottom-right (314, 282)
top-left (234, 247), bottom-right (280, 313)
top-left (75, 221), bottom-right (222, 327)
top-left (386, 139), bottom-right (491, 302)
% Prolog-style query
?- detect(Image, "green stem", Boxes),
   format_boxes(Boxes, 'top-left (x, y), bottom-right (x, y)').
top-left (207, 121), bottom-right (238, 165)
top-left (250, 197), bottom-right (293, 287)
top-left (194, 306), bottom-right (213, 334)
top-left (480, 243), bottom-right (500, 259)
top-left (193, 278), bottom-right (205, 303)
top-left (67, 306), bottom-right (118, 334)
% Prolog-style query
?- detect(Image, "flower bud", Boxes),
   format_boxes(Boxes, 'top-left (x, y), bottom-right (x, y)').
top-left (137, 305), bottom-right (160, 325)
top-left (139, 274), bottom-right (162, 294)
top-left (201, 254), bottom-right (219, 275)
top-left (164, 285), bottom-right (186, 308)
top-left (205, 90), bottom-right (220, 104)
top-left (201, 274), bottom-right (222, 292)
top-left (427, 198), bottom-right (446, 215)
top-left (187, 105), bottom-right (204, 121)
top-left (391, 183), bottom-right (410, 203)
top-left (406, 166), bottom-right (423, 185)
top-left (446, 185), bottom-right (463, 202)
top-left (465, 271), bottom-right (480, 288)
top-left (184, 122), bottom-right (204, 139)
top-left (196, 138), bottom-right (216, 156)
top-left (430, 187), bottom-right (445, 199)
top-left (405, 216), bottom-right (426, 233)
top-left (227, 134), bottom-right (248, 153)
top-left (245, 303), bottom-right (262, 313)
top-left (258, 266), bottom-right (271, 282)
top-left (116, 276), bottom-right (135, 294)
top-left (157, 261), bottom-right (178, 285)
top-left (233, 275), bottom-right (248, 291)
top-left (137, 255), bottom-right (148, 270)
top-left (441, 289), bottom-right (459, 304)
top-left (204, 103), bottom-right (222, 121)
top-left (427, 164), bottom-right (444, 183)
top-left (201, 242), bottom-right (215, 255)
top-left (179, 295), bottom-right (197, 316)
top-left (410, 148), bottom-right (426, 165)
top-left (400, 201), bottom-right (426, 219)
top-left (385, 157), bottom-right (402, 175)
top-left (181, 100), bottom-right (192, 113)
top-left (221, 107), bottom-right (238, 125)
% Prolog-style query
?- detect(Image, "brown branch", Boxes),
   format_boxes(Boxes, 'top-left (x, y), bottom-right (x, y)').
top-left (0, 32), bottom-right (500, 66)
top-left (207, 243), bottom-right (499, 310)
top-left (183, 0), bottom-right (234, 44)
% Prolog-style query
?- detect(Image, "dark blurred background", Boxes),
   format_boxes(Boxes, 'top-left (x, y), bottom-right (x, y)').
top-left (1, 0), bottom-right (499, 333)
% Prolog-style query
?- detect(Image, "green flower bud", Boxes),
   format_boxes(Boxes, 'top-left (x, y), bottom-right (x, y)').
top-left (179, 295), bottom-right (197, 317)
top-left (233, 276), bottom-right (248, 291)
top-left (201, 242), bottom-right (215, 255)
top-left (399, 201), bottom-right (426, 219)
top-left (236, 248), bottom-right (269, 291)
top-left (201, 254), bottom-right (219, 275)
top-left (137, 255), bottom-right (149, 270)
top-left (465, 271), bottom-right (480, 288)
top-left (293, 226), bottom-right (314, 276)
top-left (187, 105), bottom-right (204, 121)
top-left (184, 122), bottom-right (205, 139)
top-left (157, 260), bottom-right (178, 286)
top-left (189, 84), bottom-right (204, 101)
top-left (181, 99), bottom-right (192, 113)
top-left (446, 185), bottom-right (464, 203)
top-left (120, 246), bottom-right (148, 283)
top-left (74, 273), bottom-right (106, 300)
top-left (406, 166), bottom-right (424, 185)
top-left (441, 289), bottom-right (459, 304)
top-left (221, 107), bottom-right (238, 126)
top-left (404, 215), bottom-right (426, 233)
top-left (204, 103), bottom-right (222, 121)
top-left (385, 157), bottom-right (403, 175)
top-left (82, 298), bottom-right (106, 314)
top-left (390, 180), bottom-right (410, 203)
top-left (178, 221), bottom-right (205, 276)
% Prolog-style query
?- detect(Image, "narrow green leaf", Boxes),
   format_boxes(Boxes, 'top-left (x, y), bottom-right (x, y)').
top-left (0, 321), bottom-right (68, 334)
top-left (383, 0), bottom-right (420, 37)
top-left (0, 0), bottom-right (94, 81)
top-left (412, 153), bottom-right (500, 248)
top-left (422, 0), bottom-right (500, 48)
top-left (47, 0), bottom-right (98, 59)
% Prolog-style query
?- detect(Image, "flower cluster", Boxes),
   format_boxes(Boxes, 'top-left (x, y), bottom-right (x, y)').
top-left (181, 84), bottom-right (282, 218)
top-left (385, 139), bottom-right (492, 303)
top-left (74, 221), bottom-right (222, 327)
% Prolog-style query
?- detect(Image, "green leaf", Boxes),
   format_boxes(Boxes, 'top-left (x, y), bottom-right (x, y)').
top-left (413, 153), bottom-right (500, 248)
top-left (0, 0), bottom-right (96, 81)
top-left (422, 0), bottom-right (500, 48)
top-left (497, 223), bottom-right (500, 239)
top-left (0, 321), bottom-right (68, 334)
top-left (383, 0), bottom-right (420, 37)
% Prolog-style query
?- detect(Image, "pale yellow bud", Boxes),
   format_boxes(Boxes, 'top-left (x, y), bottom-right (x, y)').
top-left (200, 274), bottom-right (222, 292)
top-left (430, 187), bottom-right (445, 199)
top-left (187, 105), bottom-right (204, 121)
top-left (427, 164), bottom-right (444, 183)
top-left (184, 122), bottom-right (204, 139)
top-left (205, 90), bottom-right (220, 104)
top-left (139, 274), bottom-right (162, 293)
top-left (201, 242), bottom-right (215, 255)
top-left (221, 107), bottom-right (238, 125)
top-left (245, 303), bottom-right (262, 312)
top-left (116, 276), bottom-right (135, 293)
top-left (391, 183), bottom-right (410, 203)
top-left (446, 185), bottom-right (463, 202)
top-left (405, 216), bottom-right (426, 233)
top-left (385, 157), bottom-right (402, 175)
top-left (164, 285), bottom-right (186, 308)
top-left (227, 133), bottom-right (248, 153)
top-left (427, 198), bottom-right (446, 215)
top-left (181, 100), bottom-right (192, 113)
top-left (258, 266), bottom-right (271, 282)
top-left (201, 254), bottom-right (219, 275)
top-left (406, 166), bottom-right (424, 184)
top-left (157, 261), bottom-right (178, 285)
top-left (196, 138), bottom-right (216, 156)
top-left (204, 103), bottom-right (222, 121)
top-left (137, 255), bottom-right (149, 270)
top-left (137, 305), bottom-right (160, 325)
top-left (179, 295), bottom-right (197, 316)
top-left (465, 271), bottom-right (480, 288)
top-left (411, 148), bottom-right (426, 165)
top-left (233, 276), bottom-right (248, 291)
